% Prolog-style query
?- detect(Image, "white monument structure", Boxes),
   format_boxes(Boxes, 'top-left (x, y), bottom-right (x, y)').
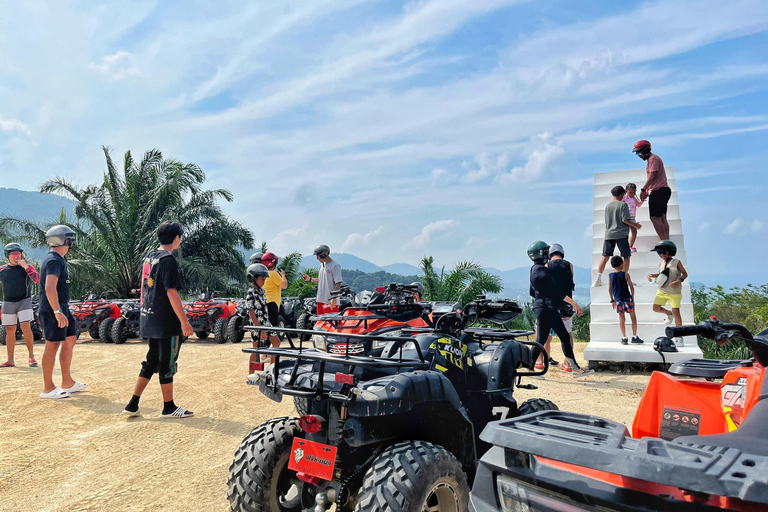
top-left (584, 166), bottom-right (703, 366)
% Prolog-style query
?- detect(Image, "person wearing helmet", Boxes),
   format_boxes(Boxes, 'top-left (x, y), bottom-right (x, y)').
top-left (245, 263), bottom-right (280, 372)
top-left (536, 244), bottom-right (576, 371)
top-left (261, 252), bottom-right (288, 330)
top-left (633, 140), bottom-right (671, 241)
top-left (38, 225), bottom-right (84, 399)
top-left (123, 221), bottom-right (195, 418)
top-left (410, 282), bottom-right (424, 302)
top-left (647, 241), bottom-right (687, 346)
top-left (1, 243), bottom-right (40, 368)
top-left (527, 241), bottom-right (593, 378)
top-left (302, 245), bottom-right (342, 315)
top-left (594, 186), bottom-right (641, 287)
top-left (249, 252), bottom-right (263, 265)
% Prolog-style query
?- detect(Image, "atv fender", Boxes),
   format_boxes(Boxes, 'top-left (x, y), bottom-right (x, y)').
top-left (482, 341), bottom-right (529, 403)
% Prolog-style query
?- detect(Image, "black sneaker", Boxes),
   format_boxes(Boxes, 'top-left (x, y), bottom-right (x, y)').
top-left (631, 336), bottom-right (644, 344)
top-left (620, 337), bottom-right (628, 345)
top-left (548, 357), bottom-right (560, 367)
top-left (160, 407), bottom-right (194, 419)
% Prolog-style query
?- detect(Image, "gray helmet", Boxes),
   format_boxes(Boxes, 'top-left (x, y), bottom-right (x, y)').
top-left (313, 244), bottom-right (330, 258)
top-left (4, 243), bottom-right (23, 258)
top-left (527, 240), bottom-right (549, 262)
top-left (410, 282), bottom-right (424, 296)
top-left (246, 263), bottom-right (270, 283)
top-left (45, 225), bottom-right (76, 247)
top-left (249, 252), bottom-right (263, 264)
top-left (654, 336), bottom-right (678, 353)
top-left (549, 243), bottom-right (565, 258)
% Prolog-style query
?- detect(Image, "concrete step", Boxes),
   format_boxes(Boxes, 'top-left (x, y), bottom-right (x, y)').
top-left (590, 282), bottom-right (691, 303)
top-left (583, 338), bottom-right (702, 364)
top-left (593, 204), bottom-right (680, 223)
top-left (592, 233), bottom-right (684, 255)
top-left (594, 178), bottom-right (676, 199)
top-left (593, 166), bottom-right (676, 186)
top-left (592, 219), bottom-right (683, 238)
top-left (594, 191), bottom-right (679, 208)
top-left (590, 302), bottom-right (694, 323)
top-left (589, 321), bottom-right (695, 344)
top-left (591, 250), bottom-right (687, 270)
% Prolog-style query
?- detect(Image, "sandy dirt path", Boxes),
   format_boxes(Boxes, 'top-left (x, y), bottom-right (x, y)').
top-left (0, 338), bottom-right (649, 511)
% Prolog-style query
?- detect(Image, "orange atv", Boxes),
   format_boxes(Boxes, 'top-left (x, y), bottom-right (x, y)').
top-left (183, 294), bottom-right (239, 343)
top-left (471, 316), bottom-right (768, 512)
top-left (70, 293), bottom-right (124, 342)
top-left (311, 283), bottom-right (459, 357)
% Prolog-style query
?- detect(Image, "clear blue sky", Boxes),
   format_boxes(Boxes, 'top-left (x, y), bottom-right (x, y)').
top-left (1, 1), bottom-right (766, 284)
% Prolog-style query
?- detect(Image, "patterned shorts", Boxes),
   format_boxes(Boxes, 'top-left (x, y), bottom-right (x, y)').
top-left (616, 299), bottom-right (634, 314)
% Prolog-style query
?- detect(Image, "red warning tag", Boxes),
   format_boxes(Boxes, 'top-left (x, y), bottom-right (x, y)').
top-left (288, 438), bottom-right (337, 481)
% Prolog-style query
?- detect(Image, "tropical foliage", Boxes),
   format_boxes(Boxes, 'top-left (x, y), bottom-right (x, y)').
top-left (1, 147), bottom-right (254, 298)
top-left (419, 256), bottom-right (502, 307)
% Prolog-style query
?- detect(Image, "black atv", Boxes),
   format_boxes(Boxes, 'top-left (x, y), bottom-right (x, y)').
top-left (281, 296), bottom-right (301, 328)
top-left (0, 296), bottom-right (44, 345)
top-left (110, 300), bottom-right (142, 344)
top-left (226, 300), bottom-right (250, 344)
top-left (228, 298), bottom-right (554, 511)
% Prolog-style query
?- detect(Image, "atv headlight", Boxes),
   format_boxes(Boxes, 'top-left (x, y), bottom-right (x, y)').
top-left (373, 329), bottom-right (403, 349)
top-left (312, 334), bottom-right (327, 351)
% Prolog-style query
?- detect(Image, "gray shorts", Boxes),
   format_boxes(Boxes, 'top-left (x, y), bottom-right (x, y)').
top-left (2, 298), bottom-right (34, 326)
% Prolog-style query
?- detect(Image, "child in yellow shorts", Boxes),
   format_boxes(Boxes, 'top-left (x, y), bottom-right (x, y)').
top-left (647, 240), bottom-right (688, 346)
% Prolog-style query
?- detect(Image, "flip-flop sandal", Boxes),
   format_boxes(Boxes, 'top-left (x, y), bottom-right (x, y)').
top-left (0, 362), bottom-right (15, 368)
top-left (534, 364), bottom-right (545, 370)
top-left (572, 368), bottom-right (595, 379)
top-left (558, 365), bottom-right (573, 372)
top-left (40, 388), bottom-right (71, 399)
top-left (28, 360), bottom-right (38, 367)
top-left (61, 382), bottom-right (88, 393)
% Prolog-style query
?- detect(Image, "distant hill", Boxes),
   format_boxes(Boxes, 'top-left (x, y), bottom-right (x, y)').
top-left (299, 253), bottom-right (382, 273)
top-left (0, 188), bottom-right (74, 223)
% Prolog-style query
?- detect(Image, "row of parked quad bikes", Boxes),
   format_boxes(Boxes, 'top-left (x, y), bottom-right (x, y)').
top-left (225, 282), bottom-right (768, 512)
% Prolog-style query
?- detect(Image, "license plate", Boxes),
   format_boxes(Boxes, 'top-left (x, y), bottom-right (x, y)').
top-left (288, 438), bottom-right (337, 481)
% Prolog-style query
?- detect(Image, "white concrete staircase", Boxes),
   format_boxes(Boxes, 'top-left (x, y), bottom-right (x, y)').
top-left (583, 166), bottom-right (703, 366)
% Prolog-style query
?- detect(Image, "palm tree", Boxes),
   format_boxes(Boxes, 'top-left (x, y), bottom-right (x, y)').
top-left (419, 256), bottom-right (502, 306)
top-left (1, 147), bottom-right (254, 298)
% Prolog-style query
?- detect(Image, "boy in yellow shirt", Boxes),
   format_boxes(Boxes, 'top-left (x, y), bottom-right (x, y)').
top-left (260, 252), bottom-right (288, 330)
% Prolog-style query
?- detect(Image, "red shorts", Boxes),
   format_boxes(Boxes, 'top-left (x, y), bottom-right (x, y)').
top-left (616, 299), bottom-right (635, 314)
top-left (317, 303), bottom-right (339, 315)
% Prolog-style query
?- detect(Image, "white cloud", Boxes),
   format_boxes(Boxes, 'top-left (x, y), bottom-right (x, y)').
top-left (583, 224), bottom-right (593, 238)
top-left (752, 219), bottom-right (764, 233)
top-left (341, 225), bottom-right (384, 252)
top-left (269, 227), bottom-right (309, 255)
top-left (89, 51), bottom-right (141, 80)
top-left (0, 117), bottom-right (31, 136)
top-left (723, 218), bottom-right (745, 235)
top-left (698, 222), bottom-right (711, 233)
top-left (496, 133), bottom-right (564, 184)
top-left (413, 219), bottom-right (458, 247)
top-left (431, 168), bottom-right (457, 187)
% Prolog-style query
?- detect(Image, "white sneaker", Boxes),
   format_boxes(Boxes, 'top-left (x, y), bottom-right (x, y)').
top-left (675, 337), bottom-right (685, 347)
top-left (663, 315), bottom-right (673, 324)
top-left (593, 275), bottom-right (602, 287)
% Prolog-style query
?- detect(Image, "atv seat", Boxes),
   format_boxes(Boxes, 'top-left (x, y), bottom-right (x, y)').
top-left (675, 378), bottom-right (768, 456)
top-left (668, 358), bottom-right (753, 379)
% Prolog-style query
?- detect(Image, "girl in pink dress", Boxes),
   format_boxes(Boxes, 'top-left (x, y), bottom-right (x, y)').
top-left (623, 183), bottom-right (644, 252)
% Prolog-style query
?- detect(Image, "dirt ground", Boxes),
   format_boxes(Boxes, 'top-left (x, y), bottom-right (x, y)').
top-left (0, 338), bottom-right (650, 512)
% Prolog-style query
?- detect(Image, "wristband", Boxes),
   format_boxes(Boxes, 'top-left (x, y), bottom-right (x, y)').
top-left (54, 309), bottom-right (63, 314)
top-left (641, 188), bottom-right (647, 192)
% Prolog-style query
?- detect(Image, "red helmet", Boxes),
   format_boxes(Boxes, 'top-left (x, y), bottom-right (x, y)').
top-left (261, 252), bottom-right (278, 269)
top-left (632, 140), bottom-right (651, 154)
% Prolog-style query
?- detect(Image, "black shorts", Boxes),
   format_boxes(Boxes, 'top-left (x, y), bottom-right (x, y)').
top-left (602, 238), bottom-right (631, 258)
top-left (267, 302), bottom-right (280, 327)
top-left (648, 186), bottom-right (671, 218)
top-left (139, 336), bottom-right (182, 384)
top-left (40, 307), bottom-right (77, 342)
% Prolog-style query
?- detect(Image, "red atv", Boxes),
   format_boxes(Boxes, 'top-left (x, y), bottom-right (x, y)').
top-left (311, 283), bottom-right (459, 357)
top-left (70, 293), bottom-right (124, 342)
top-left (470, 317), bottom-right (768, 512)
top-left (183, 294), bottom-right (238, 343)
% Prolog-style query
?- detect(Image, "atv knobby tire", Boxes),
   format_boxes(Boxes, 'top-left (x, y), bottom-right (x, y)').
top-left (99, 317), bottom-right (115, 343)
top-left (214, 317), bottom-right (229, 344)
top-left (89, 323), bottom-right (101, 340)
top-left (227, 315), bottom-right (245, 344)
top-left (195, 331), bottom-right (210, 340)
top-left (355, 441), bottom-right (469, 512)
top-left (517, 398), bottom-right (559, 417)
top-left (295, 313), bottom-right (313, 341)
top-left (293, 397), bottom-right (310, 417)
top-left (111, 317), bottom-right (129, 344)
top-left (227, 417), bottom-right (311, 512)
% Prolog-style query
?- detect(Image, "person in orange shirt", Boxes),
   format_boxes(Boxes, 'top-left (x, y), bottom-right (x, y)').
top-left (260, 252), bottom-right (288, 331)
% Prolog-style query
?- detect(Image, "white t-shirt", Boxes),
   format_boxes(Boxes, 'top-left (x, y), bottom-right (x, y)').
top-left (317, 260), bottom-right (342, 303)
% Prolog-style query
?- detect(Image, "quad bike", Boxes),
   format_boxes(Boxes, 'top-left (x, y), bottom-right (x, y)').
top-left (470, 317), bottom-right (768, 512)
top-left (0, 296), bottom-right (44, 345)
top-left (183, 294), bottom-right (238, 343)
top-left (312, 282), bottom-right (459, 358)
top-left (228, 297), bottom-right (553, 511)
top-left (294, 287), bottom-right (357, 342)
top-left (228, 297), bottom-right (300, 345)
top-left (70, 293), bottom-right (123, 342)
top-left (282, 296), bottom-right (301, 328)
top-left (110, 299), bottom-right (142, 344)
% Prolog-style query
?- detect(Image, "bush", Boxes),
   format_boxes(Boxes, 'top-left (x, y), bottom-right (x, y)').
top-left (572, 306), bottom-right (590, 342)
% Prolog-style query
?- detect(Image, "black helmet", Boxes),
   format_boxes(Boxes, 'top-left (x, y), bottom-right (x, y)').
top-left (246, 263), bottom-right (270, 283)
top-left (652, 240), bottom-right (677, 257)
top-left (527, 240), bottom-right (549, 262)
top-left (410, 282), bottom-right (424, 296)
top-left (313, 244), bottom-right (330, 258)
top-left (4, 243), bottom-right (23, 258)
top-left (549, 243), bottom-right (565, 258)
top-left (249, 252), bottom-right (263, 264)
top-left (654, 336), bottom-right (678, 353)
top-left (45, 225), bottom-right (76, 247)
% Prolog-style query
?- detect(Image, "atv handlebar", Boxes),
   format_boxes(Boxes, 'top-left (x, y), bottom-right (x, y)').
top-left (666, 318), bottom-right (754, 343)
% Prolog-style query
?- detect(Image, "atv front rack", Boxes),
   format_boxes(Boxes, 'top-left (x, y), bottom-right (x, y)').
top-left (244, 326), bottom-right (430, 400)
top-left (480, 410), bottom-right (768, 505)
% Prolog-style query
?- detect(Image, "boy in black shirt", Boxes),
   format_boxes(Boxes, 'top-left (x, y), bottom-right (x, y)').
top-left (123, 222), bottom-right (194, 418)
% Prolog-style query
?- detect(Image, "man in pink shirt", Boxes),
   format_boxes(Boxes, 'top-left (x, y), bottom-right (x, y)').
top-left (633, 140), bottom-right (671, 241)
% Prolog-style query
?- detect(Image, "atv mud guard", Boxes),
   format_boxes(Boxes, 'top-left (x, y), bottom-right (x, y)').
top-left (474, 410), bottom-right (768, 509)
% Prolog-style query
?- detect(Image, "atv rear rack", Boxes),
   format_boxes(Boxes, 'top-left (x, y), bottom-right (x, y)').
top-left (480, 410), bottom-right (768, 505)
top-left (244, 326), bottom-right (430, 400)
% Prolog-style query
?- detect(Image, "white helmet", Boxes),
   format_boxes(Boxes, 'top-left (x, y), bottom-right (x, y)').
top-left (45, 225), bottom-right (76, 247)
